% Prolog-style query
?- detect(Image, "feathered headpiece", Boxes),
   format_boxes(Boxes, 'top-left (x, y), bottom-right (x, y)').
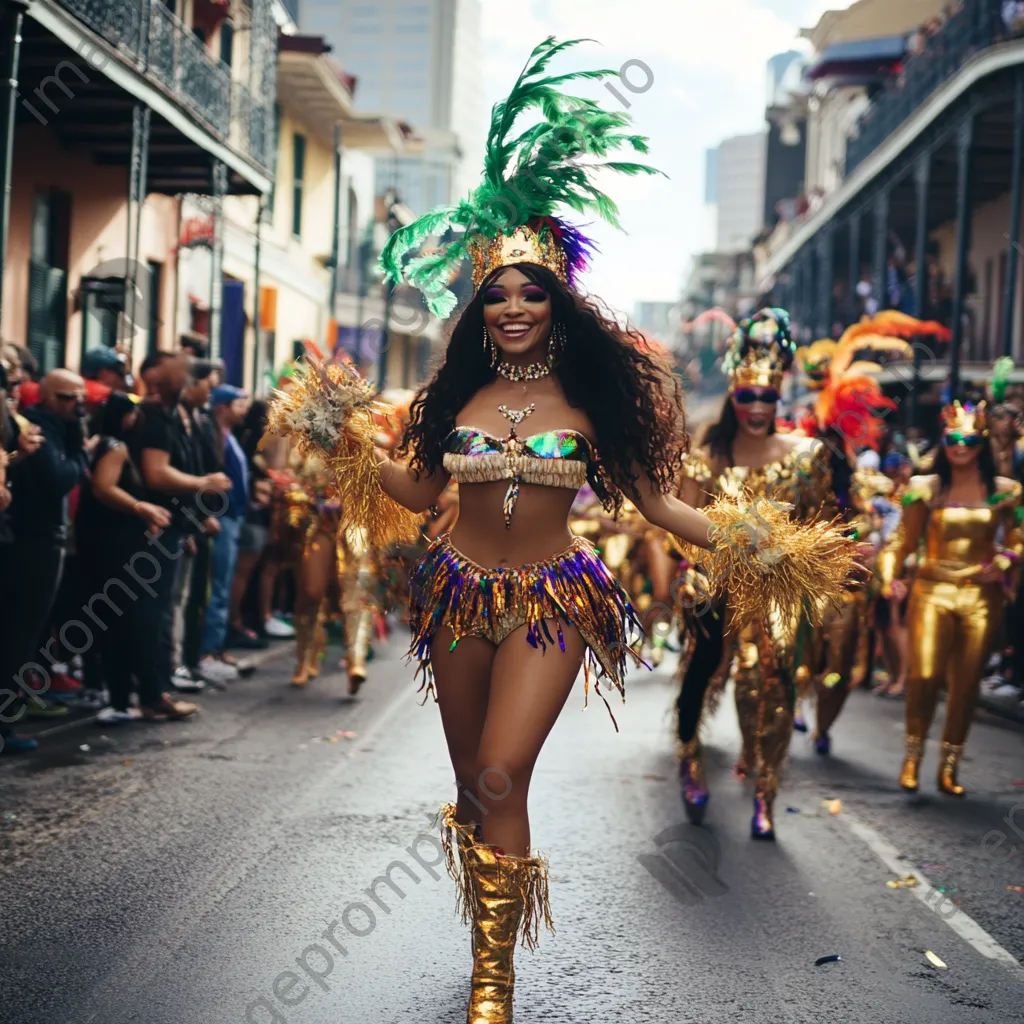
top-left (377, 37), bottom-right (663, 317)
top-left (811, 321), bottom-right (911, 452)
top-left (991, 356), bottom-right (1014, 404)
top-left (941, 400), bottom-right (987, 437)
top-left (722, 307), bottom-right (796, 391)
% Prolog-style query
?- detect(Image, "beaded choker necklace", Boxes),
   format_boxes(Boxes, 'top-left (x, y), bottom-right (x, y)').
top-left (496, 359), bottom-right (552, 382)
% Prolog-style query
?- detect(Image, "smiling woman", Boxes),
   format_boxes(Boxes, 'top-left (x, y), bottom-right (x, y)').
top-left (266, 37), bottom-right (857, 1024)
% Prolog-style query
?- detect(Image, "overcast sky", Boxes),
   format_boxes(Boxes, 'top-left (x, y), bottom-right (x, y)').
top-left (476, 0), bottom-right (832, 319)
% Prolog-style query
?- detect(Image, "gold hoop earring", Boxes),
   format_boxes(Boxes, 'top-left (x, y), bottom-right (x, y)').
top-left (483, 325), bottom-right (498, 368)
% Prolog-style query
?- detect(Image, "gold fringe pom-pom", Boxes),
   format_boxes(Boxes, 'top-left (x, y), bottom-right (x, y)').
top-left (262, 357), bottom-right (423, 548)
top-left (676, 490), bottom-right (862, 631)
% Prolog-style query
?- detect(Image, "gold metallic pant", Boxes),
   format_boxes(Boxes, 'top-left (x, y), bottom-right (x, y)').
top-left (733, 611), bottom-right (797, 801)
top-left (906, 579), bottom-right (1003, 747)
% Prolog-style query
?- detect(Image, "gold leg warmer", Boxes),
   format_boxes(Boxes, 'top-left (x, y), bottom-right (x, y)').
top-left (465, 843), bottom-right (553, 1024)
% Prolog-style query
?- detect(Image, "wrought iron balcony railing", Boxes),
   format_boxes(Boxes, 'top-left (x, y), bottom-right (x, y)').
top-left (845, 0), bottom-right (1006, 175)
top-left (53, 0), bottom-right (275, 175)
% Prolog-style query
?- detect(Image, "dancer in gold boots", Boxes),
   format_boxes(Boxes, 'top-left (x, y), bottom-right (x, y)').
top-left (289, 453), bottom-right (340, 687)
top-left (878, 401), bottom-right (1022, 796)
top-left (267, 39), bottom-right (857, 1021)
top-left (673, 309), bottom-right (839, 838)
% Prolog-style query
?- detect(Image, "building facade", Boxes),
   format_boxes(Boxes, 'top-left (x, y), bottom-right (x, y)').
top-left (297, 0), bottom-right (484, 212)
top-left (758, 0), bottom-right (1024, 380)
top-left (0, 0), bottom-right (284, 375)
top-left (715, 132), bottom-right (767, 255)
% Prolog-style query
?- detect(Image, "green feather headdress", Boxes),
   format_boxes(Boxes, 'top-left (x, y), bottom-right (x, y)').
top-left (377, 36), bottom-right (664, 318)
top-left (992, 356), bottom-right (1014, 403)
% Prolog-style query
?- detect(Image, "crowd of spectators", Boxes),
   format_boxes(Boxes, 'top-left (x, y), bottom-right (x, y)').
top-left (0, 342), bottom-right (298, 755)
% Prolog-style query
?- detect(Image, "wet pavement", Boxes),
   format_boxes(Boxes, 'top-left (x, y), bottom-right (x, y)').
top-left (1, 633), bottom-right (1023, 1024)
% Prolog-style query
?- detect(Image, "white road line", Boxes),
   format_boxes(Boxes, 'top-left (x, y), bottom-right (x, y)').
top-left (840, 810), bottom-right (1024, 975)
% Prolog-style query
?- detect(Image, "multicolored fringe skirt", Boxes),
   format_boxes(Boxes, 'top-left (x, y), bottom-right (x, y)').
top-left (408, 534), bottom-right (645, 729)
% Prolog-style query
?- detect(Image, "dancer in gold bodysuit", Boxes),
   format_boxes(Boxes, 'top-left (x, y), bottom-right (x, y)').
top-left (879, 401), bottom-right (1022, 795)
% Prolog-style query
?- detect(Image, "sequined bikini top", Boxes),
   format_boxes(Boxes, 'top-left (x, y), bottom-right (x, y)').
top-left (443, 415), bottom-right (596, 528)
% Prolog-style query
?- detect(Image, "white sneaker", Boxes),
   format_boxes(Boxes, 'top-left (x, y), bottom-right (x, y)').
top-left (981, 674), bottom-right (1007, 696)
top-left (264, 616), bottom-right (296, 639)
top-left (172, 666), bottom-right (206, 693)
top-left (96, 706), bottom-right (142, 724)
top-left (198, 656), bottom-right (239, 682)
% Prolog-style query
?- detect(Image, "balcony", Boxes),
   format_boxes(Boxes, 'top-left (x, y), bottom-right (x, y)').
top-left (845, 0), bottom-right (1006, 175)
top-left (47, 0), bottom-right (274, 178)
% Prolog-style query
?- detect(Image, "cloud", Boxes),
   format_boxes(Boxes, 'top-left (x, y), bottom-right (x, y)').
top-left (473, 0), bottom-right (812, 316)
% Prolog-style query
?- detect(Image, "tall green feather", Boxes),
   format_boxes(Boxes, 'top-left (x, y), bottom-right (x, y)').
top-left (376, 36), bottom-right (665, 316)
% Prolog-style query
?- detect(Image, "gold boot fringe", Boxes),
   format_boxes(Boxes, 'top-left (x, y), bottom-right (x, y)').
top-left (509, 852), bottom-right (554, 952)
top-left (437, 802), bottom-right (477, 924)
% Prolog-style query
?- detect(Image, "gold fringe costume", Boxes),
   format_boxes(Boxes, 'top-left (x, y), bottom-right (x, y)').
top-left (878, 461), bottom-right (1022, 796)
top-left (674, 437), bottom-right (838, 835)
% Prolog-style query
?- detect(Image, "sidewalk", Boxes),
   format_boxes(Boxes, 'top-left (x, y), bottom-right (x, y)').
top-left (13, 645), bottom-right (292, 743)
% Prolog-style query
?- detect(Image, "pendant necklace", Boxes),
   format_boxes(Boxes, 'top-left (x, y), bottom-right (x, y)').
top-left (497, 403), bottom-right (535, 529)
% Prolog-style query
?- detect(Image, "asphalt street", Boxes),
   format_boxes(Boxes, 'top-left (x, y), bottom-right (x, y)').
top-left (1, 629), bottom-right (1023, 1024)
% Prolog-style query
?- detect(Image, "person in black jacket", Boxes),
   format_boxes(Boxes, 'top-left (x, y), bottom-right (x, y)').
top-left (0, 370), bottom-right (91, 745)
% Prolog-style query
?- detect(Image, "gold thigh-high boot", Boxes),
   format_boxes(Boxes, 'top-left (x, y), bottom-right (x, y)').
top-left (937, 583), bottom-right (1002, 797)
top-left (345, 608), bottom-right (373, 692)
top-left (751, 620), bottom-right (795, 841)
top-left (465, 843), bottom-right (553, 1024)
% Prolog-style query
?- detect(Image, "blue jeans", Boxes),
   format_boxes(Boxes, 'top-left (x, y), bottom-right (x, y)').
top-left (201, 516), bottom-right (242, 657)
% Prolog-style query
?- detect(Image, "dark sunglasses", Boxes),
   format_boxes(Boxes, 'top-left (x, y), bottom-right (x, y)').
top-left (942, 431), bottom-right (982, 448)
top-left (54, 392), bottom-right (82, 402)
top-left (734, 387), bottom-right (781, 405)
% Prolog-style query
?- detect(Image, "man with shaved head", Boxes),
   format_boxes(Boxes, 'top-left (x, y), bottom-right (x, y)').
top-left (0, 368), bottom-right (92, 748)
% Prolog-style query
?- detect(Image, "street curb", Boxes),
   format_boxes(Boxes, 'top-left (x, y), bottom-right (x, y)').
top-left (18, 645), bottom-right (293, 743)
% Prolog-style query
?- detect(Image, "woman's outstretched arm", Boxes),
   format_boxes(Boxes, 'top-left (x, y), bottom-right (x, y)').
top-left (374, 447), bottom-right (450, 514)
top-left (628, 468), bottom-right (714, 550)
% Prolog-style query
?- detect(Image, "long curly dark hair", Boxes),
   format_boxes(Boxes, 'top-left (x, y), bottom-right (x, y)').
top-left (397, 264), bottom-right (688, 513)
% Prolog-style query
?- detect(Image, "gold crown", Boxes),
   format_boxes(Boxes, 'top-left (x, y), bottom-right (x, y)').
top-left (726, 309), bottom-right (794, 391)
top-left (940, 400), bottom-right (988, 436)
top-left (469, 225), bottom-right (568, 289)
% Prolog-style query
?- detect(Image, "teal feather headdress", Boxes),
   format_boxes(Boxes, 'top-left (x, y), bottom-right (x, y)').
top-left (377, 37), bottom-right (664, 318)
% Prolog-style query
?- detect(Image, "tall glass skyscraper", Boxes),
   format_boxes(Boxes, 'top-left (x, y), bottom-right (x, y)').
top-left (299, 0), bottom-right (484, 212)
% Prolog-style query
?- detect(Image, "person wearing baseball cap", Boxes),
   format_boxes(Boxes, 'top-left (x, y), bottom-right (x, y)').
top-left (81, 347), bottom-right (134, 392)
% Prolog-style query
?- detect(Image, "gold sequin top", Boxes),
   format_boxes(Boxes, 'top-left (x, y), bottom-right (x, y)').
top-left (680, 435), bottom-right (835, 523)
top-left (877, 474), bottom-right (1023, 587)
top-left (442, 425), bottom-right (594, 491)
